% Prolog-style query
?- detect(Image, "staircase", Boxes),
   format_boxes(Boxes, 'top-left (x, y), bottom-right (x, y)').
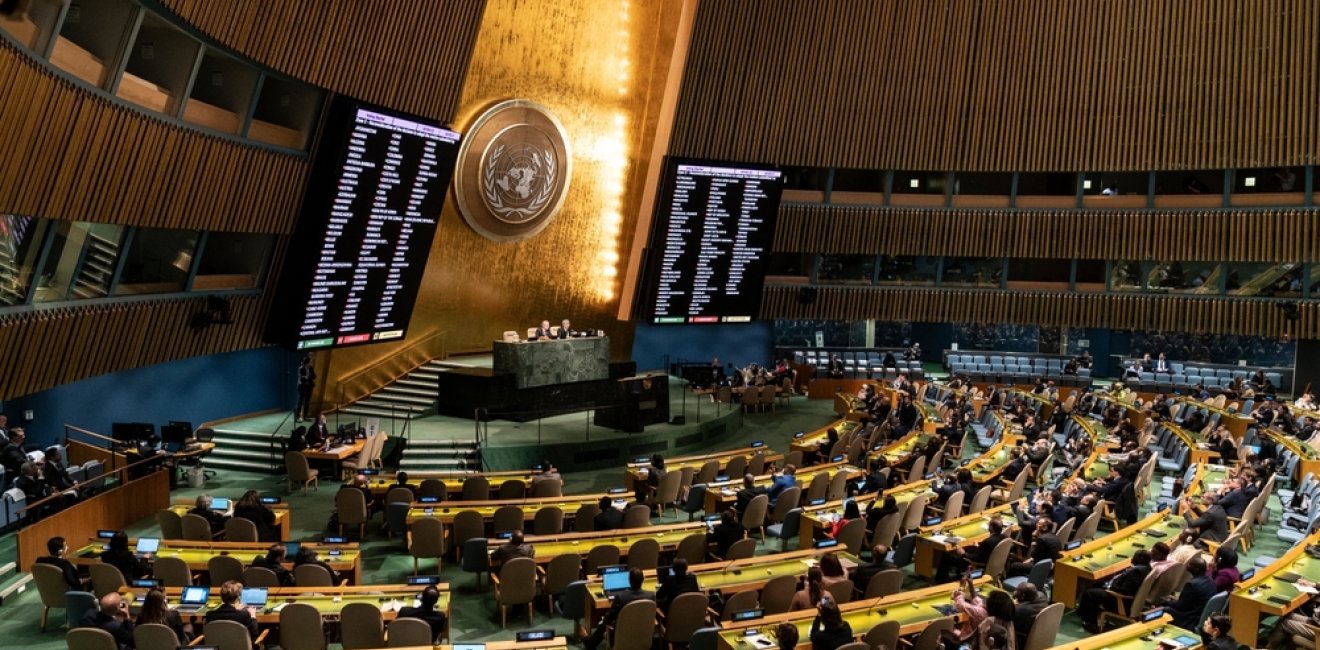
top-left (0, 561), bottom-right (32, 606)
top-left (203, 427), bottom-right (283, 474)
top-left (72, 233), bottom-right (119, 299)
top-left (0, 241), bottom-right (24, 305)
top-left (399, 439), bottom-right (480, 472)
top-left (339, 360), bottom-right (454, 420)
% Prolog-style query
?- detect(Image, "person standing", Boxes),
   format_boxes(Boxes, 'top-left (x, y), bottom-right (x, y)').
top-left (296, 355), bottom-right (316, 422)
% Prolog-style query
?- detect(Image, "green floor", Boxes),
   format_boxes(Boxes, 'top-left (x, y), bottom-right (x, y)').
top-left (0, 395), bottom-right (1293, 648)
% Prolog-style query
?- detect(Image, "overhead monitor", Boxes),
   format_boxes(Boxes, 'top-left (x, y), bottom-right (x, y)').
top-left (266, 97), bottom-right (462, 351)
top-left (640, 158), bottom-right (784, 324)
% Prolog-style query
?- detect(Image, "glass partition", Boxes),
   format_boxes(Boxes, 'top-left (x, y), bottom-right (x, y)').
top-left (818, 254), bottom-right (875, 284)
top-left (1226, 261), bottom-right (1303, 297)
top-left (1146, 261), bottom-right (1221, 294)
top-left (0, 216), bottom-right (51, 306)
top-left (940, 257), bottom-right (1002, 288)
top-left (113, 227), bottom-right (198, 295)
top-left (35, 221), bottom-right (126, 302)
top-left (876, 256), bottom-right (937, 286)
top-left (193, 232), bottom-right (273, 290)
top-left (1110, 260), bottom-right (1145, 292)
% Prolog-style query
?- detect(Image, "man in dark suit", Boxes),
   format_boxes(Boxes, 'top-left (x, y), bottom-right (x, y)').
top-left (1077, 549), bottom-right (1153, 633)
top-left (1007, 517), bottom-right (1061, 577)
top-left (1012, 583), bottom-right (1051, 649)
top-left (707, 509), bottom-right (745, 558)
top-left (250, 544), bottom-right (295, 586)
top-left (205, 580), bottom-right (260, 639)
top-left (655, 558), bottom-right (700, 615)
top-left (1183, 492), bottom-right (1229, 545)
top-left (585, 567), bottom-right (654, 650)
top-left (593, 496), bottom-right (623, 531)
top-left (850, 544), bottom-right (897, 591)
top-left (490, 530), bottom-right (535, 569)
top-left (734, 474), bottom-right (767, 517)
top-left (305, 414), bottom-right (329, 450)
top-left (398, 586), bottom-right (448, 642)
top-left (534, 319), bottom-right (553, 340)
top-left (79, 592), bottom-right (134, 650)
top-left (36, 536), bottom-right (83, 591)
top-left (1, 427), bottom-right (28, 476)
top-left (1215, 480), bottom-right (1251, 519)
top-left (934, 517), bottom-right (1007, 582)
top-left (1163, 556), bottom-right (1215, 631)
top-left (934, 470), bottom-right (973, 508)
top-left (827, 354), bottom-right (845, 379)
top-left (189, 494), bottom-right (229, 535)
top-left (555, 319), bottom-right (573, 339)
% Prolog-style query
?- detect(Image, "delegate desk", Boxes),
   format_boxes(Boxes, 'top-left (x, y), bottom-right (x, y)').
top-left (1044, 614), bottom-right (1200, 650)
top-left (624, 446), bottom-right (784, 492)
top-left (1051, 511), bottom-right (1182, 607)
top-left (168, 499), bottom-right (292, 541)
top-left (865, 430), bottom-right (933, 467)
top-left (487, 522), bottom-right (708, 565)
top-left (965, 437), bottom-right (1019, 485)
top-left (1174, 397), bottom-right (1252, 438)
top-left (492, 336), bottom-right (609, 389)
top-left (1262, 428), bottom-right (1320, 482)
top-left (142, 585), bottom-right (448, 639)
top-left (715, 576), bottom-right (991, 650)
top-left (913, 502), bottom-right (1021, 579)
top-left (790, 418), bottom-right (862, 454)
top-left (798, 480), bottom-right (933, 548)
top-left (1229, 527), bottom-right (1320, 646)
top-left (71, 539), bottom-right (363, 584)
top-left (303, 440), bottom-right (366, 478)
top-left (368, 469), bottom-right (541, 500)
top-left (406, 493), bottom-right (616, 534)
top-left (704, 461), bottom-right (864, 515)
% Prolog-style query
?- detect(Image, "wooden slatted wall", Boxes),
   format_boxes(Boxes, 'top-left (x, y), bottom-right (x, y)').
top-left (0, 41), bottom-right (307, 233)
top-left (774, 204), bottom-right (1320, 262)
top-left (763, 286), bottom-right (1317, 339)
top-left (0, 294), bottom-right (269, 399)
top-left (155, 0), bottom-right (488, 122)
top-left (671, 0), bottom-right (1320, 171)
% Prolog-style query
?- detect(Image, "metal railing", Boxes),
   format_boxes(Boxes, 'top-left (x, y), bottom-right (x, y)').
top-left (333, 329), bottom-right (447, 408)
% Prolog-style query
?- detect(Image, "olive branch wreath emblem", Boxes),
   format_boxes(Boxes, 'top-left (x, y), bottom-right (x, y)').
top-left (482, 143), bottom-right (557, 219)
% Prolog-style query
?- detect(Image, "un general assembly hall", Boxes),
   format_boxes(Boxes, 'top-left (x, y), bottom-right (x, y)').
top-left (2, 1), bottom-right (1320, 649)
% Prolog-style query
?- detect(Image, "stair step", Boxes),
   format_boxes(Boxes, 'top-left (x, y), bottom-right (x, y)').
top-left (377, 386), bottom-right (437, 400)
top-left (0, 568), bottom-right (32, 606)
top-left (341, 406), bottom-right (426, 419)
top-left (395, 379), bottom-right (440, 391)
top-left (203, 457), bottom-right (279, 472)
top-left (371, 392), bottom-right (436, 407)
top-left (353, 400), bottom-right (429, 413)
top-left (405, 369), bottom-right (442, 381)
top-left (406, 440), bottom-right (478, 449)
top-left (399, 458), bottom-right (470, 470)
top-left (206, 436), bottom-right (276, 450)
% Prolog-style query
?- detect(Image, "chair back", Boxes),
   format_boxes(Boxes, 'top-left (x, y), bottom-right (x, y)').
top-left (66, 628), bottom-right (117, 650)
top-left (906, 455), bottom-right (927, 482)
top-left (461, 476), bottom-right (490, 500)
top-left (451, 510), bottom-right (485, 552)
top-left (492, 505), bottom-right (524, 534)
top-left (761, 574), bottom-right (798, 614)
top-left (386, 618), bottom-right (435, 647)
top-left (64, 591), bottom-right (97, 629)
top-left (1055, 517), bottom-right (1076, 544)
top-left (968, 485), bottom-right (992, 513)
top-left (770, 487), bottom-right (801, 522)
top-left (533, 505), bottom-right (564, 535)
top-left (725, 456), bottom-right (748, 478)
top-left (340, 602), bottom-right (385, 650)
top-left (1149, 564), bottom-right (1187, 602)
top-left (664, 592), bottom-right (710, 642)
top-left (742, 386), bottom-right (761, 410)
top-left (890, 533), bottom-right (918, 567)
top-left (411, 517), bottom-right (445, 565)
top-left (278, 602), bottom-right (327, 650)
top-left (837, 518), bottom-right (867, 556)
top-left (748, 453), bottom-right (767, 476)
top-left (836, 643), bottom-right (869, 650)
top-left (942, 490), bottom-right (965, 520)
top-left (181, 514), bottom-right (213, 541)
top-left (1074, 509), bottom-right (1102, 541)
top-left (742, 493), bottom-right (769, 531)
top-left (784, 450), bottom-right (804, 469)
top-left (826, 472), bottom-right (849, 501)
top-left (134, 623), bottom-right (181, 649)
top-left (543, 553), bottom-right (581, 599)
top-left (901, 493), bottom-right (930, 531)
top-left (32, 562), bottom-right (70, 608)
top-left (386, 501), bottom-right (411, 538)
top-left (622, 504), bottom-right (651, 528)
top-left (725, 537), bottom-right (757, 561)
top-left (627, 537), bottom-right (661, 570)
top-left (806, 473), bottom-right (830, 502)
top-left (584, 544), bottom-right (620, 574)
top-left (156, 509), bottom-right (184, 539)
top-left (88, 563), bottom-right (126, 598)
top-left (655, 471), bottom-right (683, 507)
top-left (496, 479), bottom-right (526, 499)
top-left (864, 569), bottom-right (904, 598)
top-left (531, 478), bottom-right (563, 498)
top-left (461, 538), bottom-right (490, 576)
top-left (1198, 591), bottom-right (1229, 629)
top-left (913, 616), bottom-right (955, 650)
top-left (335, 488), bottom-right (368, 527)
top-left (385, 487), bottom-right (415, 504)
top-left (695, 460), bottom-right (720, 485)
top-left (496, 557), bottom-right (538, 606)
top-left (418, 479), bottom-right (446, 500)
top-left (208, 555), bottom-right (245, 586)
top-left (863, 620), bottom-right (901, 650)
top-left (721, 590), bottom-right (760, 620)
top-left (153, 556), bottom-right (193, 587)
top-left (574, 503), bottom-right (601, 532)
top-left (676, 532), bottom-right (708, 565)
top-left (772, 509), bottom-right (802, 551)
top-left (293, 563), bottom-right (333, 587)
top-left (825, 578), bottom-right (854, 604)
top-left (224, 517), bottom-right (259, 543)
top-left (1023, 602), bottom-right (1064, 650)
top-left (285, 451), bottom-right (313, 483)
top-left (1025, 559), bottom-right (1054, 594)
top-left (242, 566), bottom-right (280, 588)
top-left (871, 512), bottom-right (902, 549)
top-left (614, 598), bottom-right (659, 650)
top-left (1128, 569), bottom-right (1159, 614)
top-left (203, 619), bottom-right (255, 650)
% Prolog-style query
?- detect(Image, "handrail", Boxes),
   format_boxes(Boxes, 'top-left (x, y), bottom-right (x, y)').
top-left (335, 329), bottom-right (447, 407)
top-left (19, 454), bottom-right (166, 513)
top-left (64, 424), bottom-right (118, 445)
top-left (268, 411), bottom-right (294, 473)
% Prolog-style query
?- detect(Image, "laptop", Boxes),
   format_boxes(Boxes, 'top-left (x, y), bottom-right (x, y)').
top-left (175, 586), bottom-right (211, 612)
top-left (283, 541), bottom-right (300, 558)
top-left (209, 497), bottom-right (230, 511)
top-left (601, 567), bottom-right (630, 596)
top-left (240, 588), bottom-right (268, 608)
top-left (134, 537), bottom-right (160, 557)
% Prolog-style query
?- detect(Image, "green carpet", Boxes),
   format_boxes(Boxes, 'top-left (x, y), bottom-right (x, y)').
top-left (0, 395), bottom-right (1292, 648)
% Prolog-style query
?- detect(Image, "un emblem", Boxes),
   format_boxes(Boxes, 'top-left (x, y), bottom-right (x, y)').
top-left (454, 100), bottom-right (572, 241)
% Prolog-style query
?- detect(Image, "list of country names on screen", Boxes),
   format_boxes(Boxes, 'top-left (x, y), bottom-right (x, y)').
top-left (297, 109), bottom-right (460, 349)
top-left (652, 164), bottom-right (782, 324)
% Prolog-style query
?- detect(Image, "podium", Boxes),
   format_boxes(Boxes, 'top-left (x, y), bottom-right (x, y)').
top-left (594, 373), bottom-right (670, 433)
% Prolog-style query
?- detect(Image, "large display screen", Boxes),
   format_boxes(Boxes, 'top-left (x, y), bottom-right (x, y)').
top-left (267, 98), bottom-right (461, 350)
top-left (642, 158), bottom-right (784, 324)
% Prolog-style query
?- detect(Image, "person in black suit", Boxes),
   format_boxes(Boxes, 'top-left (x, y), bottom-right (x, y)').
top-left (0, 427), bottom-right (27, 476)
top-left (655, 558), bottom-right (700, 615)
top-left (36, 536), bottom-right (83, 591)
top-left (15, 461), bottom-right (52, 512)
top-left (534, 319), bottom-right (553, 340)
top-left (397, 586), bottom-right (448, 643)
top-left (205, 581), bottom-right (259, 639)
top-left (251, 545), bottom-right (295, 586)
top-left (79, 592), bottom-right (134, 650)
top-left (1007, 517), bottom-right (1061, 577)
top-left (189, 495), bottom-right (229, 535)
top-left (1162, 556), bottom-right (1215, 631)
top-left (1183, 492), bottom-right (1229, 546)
top-left (734, 474), bottom-right (767, 517)
top-left (865, 496), bottom-right (900, 532)
top-left (585, 568), bottom-right (654, 650)
top-left (1214, 479), bottom-right (1251, 519)
top-left (305, 414), bottom-right (329, 450)
top-left (850, 544), bottom-right (896, 591)
top-left (233, 490), bottom-right (278, 543)
top-left (296, 354), bottom-right (316, 422)
top-left (100, 531), bottom-right (145, 579)
top-left (293, 547), bottom-right (340, 584)
top-left (827, 354), bottom-right (845, 379)
top-left (934, 517), bottom-right (1007, 582)
top-left (43, 447), bottom-right (78, 494)
top-left (707, 509), bottom-right (745, 558)
top-left (555, 319), bottom-right (573, 339)
top-left (1077, 549), bottom-right (1153, 633)
top-left (593, 496), bottom-right (623, 531)
top-left (934, 469), bottom-right (974, 508)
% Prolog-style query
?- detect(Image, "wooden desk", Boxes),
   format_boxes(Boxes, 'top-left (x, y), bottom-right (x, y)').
top-left (304, 440), bottom-right (366, 478)
top-left (486, 521), bottom-right (707, 564)
top-left (864, 430), bottom-right (932, 468)
top-left (624, 446), bottom-right (784, 492)
top-left (1044, 615), bottom-right (1200, 650)
top-left (913, 502), bottom-right (1020, 578)
top-left (368, 470), bottom-right (540, 500)
top-left (789, 418), bottom-right (862, 454)
top-left (1174, 396), bottom-right (1252, 438)
top-left (799, 481), bottom-right (933, 548)
top-left (406, 492), bottom-right (615, 536)
top-left (72, 539), bottom-right (363, 584)
top-left (714, 576), bottom-right (990, 650)
top-left (1229, 528), bottom-right (1320, 646)
top-left (965, 437), bottom-right (1019, 485)
top-left (1262, 428), bottom-right (1320, 482)
top-left (168, 499), bottom-right (292, 541)
top-left (1052, 511), bottom-right (1180, 607)
top-left (703, 461), bottom-right (864, 514)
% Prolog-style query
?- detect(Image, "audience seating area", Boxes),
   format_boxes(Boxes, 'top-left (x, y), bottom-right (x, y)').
top-left (787, 348), bottom-right (926, 379)
top-left (945, 352), bottom-right (1091, 386)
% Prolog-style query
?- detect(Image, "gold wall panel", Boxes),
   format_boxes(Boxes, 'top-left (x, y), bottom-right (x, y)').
top-left (317, 0), bottom-right (688, 398)
top-left (671, 0), bottom-right (1320, 171)
top-left (0, 295), bottom-right (270, 400)
top-left (774, 204), bottom-right (1320, 262)
top-left (0, 40), bottom-right (307, 233)
top-left (763, 286), bottom-right (1317, 339)
top-left (156, 0), bottom-right (488, 122)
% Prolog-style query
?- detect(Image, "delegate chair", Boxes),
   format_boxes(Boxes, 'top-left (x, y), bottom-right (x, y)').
top-left (181, 514), bottom-right (214, 541)
top-left (627, 538), bottom-right (660, 570)
top-left (411, 517), bottom-right (445, 574)
top-left (65, 628), bottom-right (117, 650)
top-left (541, 553), bottom-right (581, 613)
top-left (88, 564), bottom-right (126, 598)
top-left (340, 602), bottom-right (385, 650)
top-left (761, 575), bottom-right (798, 615)
top-left (153, 556), bottom-right (193, 587)
top-left (241, 567), bottom-right (280, 588)
top-left (285, 451), bottom-right (318, 495)
top-left (493, 556), bottom-right (537, 625)
top-left (462, 476), bottom-right (490, 501)
top-left (203, 619), bottom-right (268, 650)
top-left (335, 488), bottom-right (369, 539)
top-left (293, 563), bottom-right (334, 587)
top-left (157, 509), bottom-right (184, 539)
top-left (208, 555), bottom-right (245, 587)
top-left (661, 592), bottom-right (709, 649)
top-left (224, 517), bottom-right (259, 543)
top-left (498, 480), bottom-right (526, 500)
top-left (386, 618), bottom-right (434, 647)
top-left (31, 563), bottom-right (71, 631)
top-left (279, 603), bottom-right (326, 650)
top-left (134, 623), bottom-right (181, 649)
top-left (612, 599), bottom-right (659, 650)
